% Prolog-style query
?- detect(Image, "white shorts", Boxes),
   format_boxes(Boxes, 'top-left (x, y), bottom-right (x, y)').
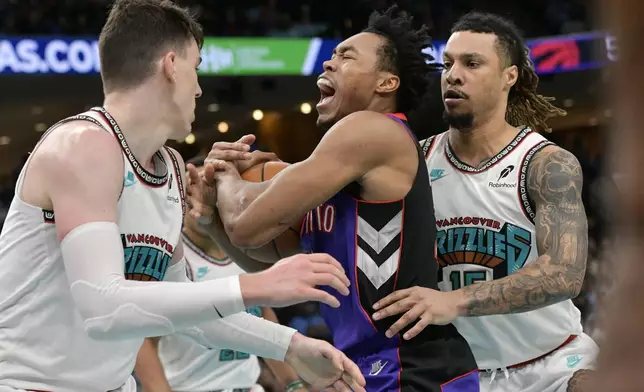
top-left (479, 333), bottom-right (597, 392)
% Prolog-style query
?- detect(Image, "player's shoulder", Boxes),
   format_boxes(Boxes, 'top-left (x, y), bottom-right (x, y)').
top-left (41, 120), bottom-right (120, 160)
top-left (527, 144), bottom-right (583, 192)
top-left (335, 110), bottom-right (403, 130)
top-left (419, 131), bottom-right (446, 148)
top-left (36, 121), bottom-right (123, 180)
top-left (529, 144), bottom-right (581, 172)
top-left (329, 110), bottom-right (414, 147)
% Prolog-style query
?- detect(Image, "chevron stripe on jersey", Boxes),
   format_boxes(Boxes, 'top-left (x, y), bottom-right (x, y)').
top-left (357, 209), bottom-right (403, 289)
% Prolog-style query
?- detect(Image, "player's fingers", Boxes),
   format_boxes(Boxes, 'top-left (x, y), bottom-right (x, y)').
top-left (202, 163), bottom-right (217, 184)
top-left (306, 253), bottom-right (345, 274)
top-left (186, 163), bottom-right (200, 184)
top-left (311, 262), bottom-right (351, 288)
top-left (402, 311), bottom-right (433, 340)
top-left (385, 303), bottom-right (425, 338)
top-left (342, 355), bottom-right (367, 389)
top-left (373, 297), bottom-right (414, 322)
top-left (311, 272), bottom-right (349, 296)
top-left (372, 289), bottom-right (410, 313)
top-left (331, 379), bottom-right (352, 392)
top-left (207, 149), bottom-right (252, 162)
top-left (303, 287), bottom-right (341, 308)
top-left (235, 134), bottom-right (256, 145)
top-left (212, 140), bottom-right (251, 152)
top-left (247, 151), bottom-right (280, 166)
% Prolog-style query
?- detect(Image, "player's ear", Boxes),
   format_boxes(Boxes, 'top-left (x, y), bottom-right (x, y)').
top-left (162, 52), bottom-right (177, 83)
top-left (376, 72), bottom-right (400, 95)
top-left (503, 64), bottom-right (518, 92)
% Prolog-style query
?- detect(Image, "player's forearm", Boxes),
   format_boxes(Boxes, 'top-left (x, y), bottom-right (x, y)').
top-left (259, 307), bottom-right (304, 388)
top-left (263, 358), bottom-right (306, 390)
top-left (456, 254), bottom-right (584, 316)
top-left (185, 312), bottom-right (298, 361)
top-left (62, 222), bottom-right (256, 341)
top-left (200, 213), bottom-right (273, 272)
top-left (134, 338), bottom-right (172, 392)
top-left (216, 176), bottom-right (290, 247)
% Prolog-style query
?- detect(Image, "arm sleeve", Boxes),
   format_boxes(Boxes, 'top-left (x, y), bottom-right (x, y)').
top-left (165, 252), bottom-right (296, 361)
top-left (61, 222), bottom-right (246, 340)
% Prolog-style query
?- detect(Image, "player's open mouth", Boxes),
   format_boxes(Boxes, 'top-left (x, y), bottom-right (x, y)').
top-left (317, 77), bottom-right (336, 108)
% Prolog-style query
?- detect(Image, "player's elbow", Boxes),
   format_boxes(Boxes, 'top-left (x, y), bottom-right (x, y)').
top-left (568, 279), bottom-right (583, 299)
top-left (227, 222), bottom-right (266, 249)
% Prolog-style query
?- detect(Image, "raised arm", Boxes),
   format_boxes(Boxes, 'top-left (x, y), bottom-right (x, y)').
top-left (458, 145), bottom-right (588, 316)
top-left (42, 126), bottom-right (349, 341)
top-left (213, 111), bottom-right (397, 248)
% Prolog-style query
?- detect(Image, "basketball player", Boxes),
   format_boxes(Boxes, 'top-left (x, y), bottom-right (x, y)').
top-left (369, 12), bottom-right (595, 392)
top-left (135, 156), bottom-right (307, 392)
top-left (0, 1), bottom-right (366, 392)
top-left (189, 6), bottom-right (480, 392)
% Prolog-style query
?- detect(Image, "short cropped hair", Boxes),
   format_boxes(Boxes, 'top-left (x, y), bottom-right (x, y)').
top-left (99, 0), bottom-right (203, 93)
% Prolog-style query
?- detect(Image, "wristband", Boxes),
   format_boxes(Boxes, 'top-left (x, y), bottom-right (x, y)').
top-left (285, 380), bottom-right (305, 392)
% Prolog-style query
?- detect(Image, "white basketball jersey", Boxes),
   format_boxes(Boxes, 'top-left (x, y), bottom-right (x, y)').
top-left (424, 128), bottom-right (583, 369)
top-left (0, 107), bottom-right (184, 392)
top-left (158, 234), bottom-right (261, 391)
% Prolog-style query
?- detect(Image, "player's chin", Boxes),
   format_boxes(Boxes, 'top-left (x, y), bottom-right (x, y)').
top-left (316, 114), bottom-right (335, 131)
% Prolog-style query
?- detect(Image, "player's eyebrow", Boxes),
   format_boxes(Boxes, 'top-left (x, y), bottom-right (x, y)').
top-left (333, 45), bottom-right (359, 55)
top-left (443, 51), bottom-right (486, 62)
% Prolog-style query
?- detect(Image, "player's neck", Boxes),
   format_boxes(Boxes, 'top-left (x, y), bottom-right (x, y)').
top-left (103, 88), bottom-right (174, 169)
top-left (448, 114), bottom-right (517, 168)
top-left (182, 227), bottom-right (227, 260)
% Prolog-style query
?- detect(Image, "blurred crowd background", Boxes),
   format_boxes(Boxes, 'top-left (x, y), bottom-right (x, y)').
top-left (0, 0), bottom-right (612, 353)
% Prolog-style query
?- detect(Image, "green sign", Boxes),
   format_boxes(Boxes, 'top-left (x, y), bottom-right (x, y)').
top-left (198, 38), bottom-right (315, 75)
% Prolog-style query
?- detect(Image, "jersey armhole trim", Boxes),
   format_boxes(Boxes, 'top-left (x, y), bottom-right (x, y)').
top-left (164, 146), bottom-right (186, 222)
top-left (518, 140), bottom-right (556, 223)
top-left (421, 135), bottom-right (437, 160)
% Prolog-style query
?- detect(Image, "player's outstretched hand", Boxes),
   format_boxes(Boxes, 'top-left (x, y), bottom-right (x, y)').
top-left (206, 134), bottom-right (279, 174)
top-left (241, 253), bottom-right (351, 309)
top-left (285, 333), bottom-right (366, 392)
top-left (371, 287), bottom-right (462, 340)
top-left (186, 163), bottom-right (217, 222)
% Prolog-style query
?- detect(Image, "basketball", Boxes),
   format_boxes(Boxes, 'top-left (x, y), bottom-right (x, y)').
top-left (240, 161), bottom-right (303, 263)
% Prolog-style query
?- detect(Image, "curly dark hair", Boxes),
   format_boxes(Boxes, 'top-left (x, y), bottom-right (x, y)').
top-left (452, 12), bottom-right (566, 132)
top-left (362, 4), bottom-right (439, 114)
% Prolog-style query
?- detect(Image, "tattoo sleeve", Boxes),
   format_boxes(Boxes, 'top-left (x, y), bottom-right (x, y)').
top-left (459, 147), bottom-right (588, 316)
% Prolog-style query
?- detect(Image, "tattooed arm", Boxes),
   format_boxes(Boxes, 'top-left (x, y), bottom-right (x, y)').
top-left (458, 145), bottom-right (588, 316)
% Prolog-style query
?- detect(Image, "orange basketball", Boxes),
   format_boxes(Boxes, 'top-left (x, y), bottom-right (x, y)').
top-left (240, 161), bottom-right (303, 263)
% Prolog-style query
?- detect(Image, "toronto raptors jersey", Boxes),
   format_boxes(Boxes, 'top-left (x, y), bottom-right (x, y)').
top-left (300, 114), bottom-right (479, 392)
top-left (424, 128), bottom-right (583, 369)
top-left (0, 107), bottom-right (184, 392)
top-left (158, 234), bottom-right (261, 391)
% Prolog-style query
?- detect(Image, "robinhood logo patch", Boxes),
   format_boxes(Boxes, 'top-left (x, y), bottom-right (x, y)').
top-left (199, 38), bottom-right (313, 75)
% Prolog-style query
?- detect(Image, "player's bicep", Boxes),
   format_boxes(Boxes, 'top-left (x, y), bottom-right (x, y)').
top-left (258, 112), bottom-right (389, 214)
top-left (528, 147), bottom-right (588, 266)
top-left (45, 128), bottom-right (124, 241)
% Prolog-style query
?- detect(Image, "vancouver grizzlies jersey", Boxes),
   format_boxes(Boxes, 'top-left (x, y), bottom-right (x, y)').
top-left (0, 108), bottom-right (184, 392)
top-left (424, 128), bottom-right (583, 369)
top-left (158, 234), bottom-right (261, 391)
top-left (300, 114), bottom-right (479, 392)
